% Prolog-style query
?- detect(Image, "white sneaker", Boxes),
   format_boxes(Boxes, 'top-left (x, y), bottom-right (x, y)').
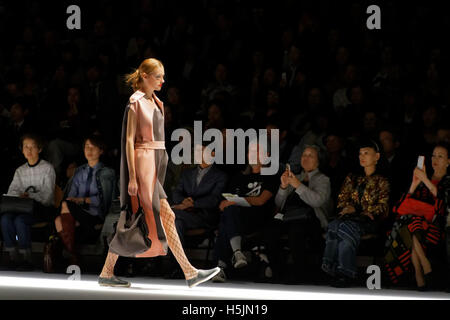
top-left (232, 250), bottom-right (248, 269)
top-left (212, 267), bottom-right (227, 283)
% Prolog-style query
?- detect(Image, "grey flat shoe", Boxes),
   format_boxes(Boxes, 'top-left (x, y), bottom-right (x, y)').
top-left (186, 267), bottom-right (221, 288)
top-left (98, 275), bottom-right (131, 288)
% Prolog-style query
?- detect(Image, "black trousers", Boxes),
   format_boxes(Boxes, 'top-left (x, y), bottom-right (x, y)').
top-left (66, 200), bottom-right (103, 244)
top-left (261, 215), bottom-right (323, 279)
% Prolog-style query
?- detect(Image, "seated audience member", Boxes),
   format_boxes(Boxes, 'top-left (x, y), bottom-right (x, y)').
top-left (379, 128), bottom-right (412, 204)
top-left (384, 143), bottom-right (450, 291)
top-left (321, 129), bottom-right (350, 204)
top-left (54, 135), bottom-right (116, 267)
top-left (163, 126), bottom-right (196, 202)
top-left (212, 142), bottom-right (278, 283)
top-left (321, 138), bottom-right (390, 288)
top-left (0, 134), bottom-right (56, 271)
top-left (172, 144), bottom-right (227, 244)
top-left (43, 87), bottom-right (85, 180)
top-left (259, 145), bottom-right (332, 283)
top-left (165, 144), bottom-right (227, 278)
top-left (4, 99), bottom-right (36, 184)
top-left (287, 111), bottom-right (329, 174)
top-left (265, 116), bottom-right (295, 169)
top-left (436, 125), bottom-right (450, 144)
top-left (204, 100), bottom-right (226, 131)
top-left (60, 159), bottom-right (80, 192)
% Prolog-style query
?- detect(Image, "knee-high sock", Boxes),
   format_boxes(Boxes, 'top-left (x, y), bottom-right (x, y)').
top-left (160, 199), bottom-right (198, 280)
top-left (100, 251), bottom-right (119, 278)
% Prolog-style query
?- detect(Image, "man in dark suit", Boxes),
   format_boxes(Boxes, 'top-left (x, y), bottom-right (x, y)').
top-left (171, 145), bottom-right (227, 245)
top-left (165, 144), bottom-right (227, 278)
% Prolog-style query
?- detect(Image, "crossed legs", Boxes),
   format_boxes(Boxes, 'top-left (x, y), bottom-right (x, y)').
top-left (411, 235), bottom-right (432, 288)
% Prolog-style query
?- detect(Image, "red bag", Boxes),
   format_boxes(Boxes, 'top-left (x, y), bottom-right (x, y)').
top-left (395, 194), bottom-right (435, 222)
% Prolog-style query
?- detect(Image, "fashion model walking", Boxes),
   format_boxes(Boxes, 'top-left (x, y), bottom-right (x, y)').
top-left (98, 58), bottom-right (220, 288)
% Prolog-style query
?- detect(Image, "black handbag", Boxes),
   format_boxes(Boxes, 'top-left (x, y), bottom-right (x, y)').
top-left (283, 206), bottom-right (315, 221)
top-left (108, 195), bottom-right (152, 257)
top-left (281, 184), bottom-right (315, 222)
top-left (0, 186), bottom-right (36, 215)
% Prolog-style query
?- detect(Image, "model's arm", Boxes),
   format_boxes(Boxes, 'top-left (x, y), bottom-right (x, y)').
top-left (126, 108), bottom-right (138, 195)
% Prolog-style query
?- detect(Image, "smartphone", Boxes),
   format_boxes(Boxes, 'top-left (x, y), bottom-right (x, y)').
top-left (417, 155), bottom-right (424, 169)
top-left (286, 163), bottom-right (291, 173)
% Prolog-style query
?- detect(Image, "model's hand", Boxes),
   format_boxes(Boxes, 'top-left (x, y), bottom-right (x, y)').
top-left (128, 179), bottom-right (138, 196)
top-left (20, 192), bottom-right (29, 198)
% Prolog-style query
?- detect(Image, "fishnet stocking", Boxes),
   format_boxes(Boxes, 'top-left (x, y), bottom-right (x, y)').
top-left (99, 200), bottom-right (198, 280)
top-left (100, 251), bottom-right (119, 278)
top-left (160, 199), bottom-right (198, 280)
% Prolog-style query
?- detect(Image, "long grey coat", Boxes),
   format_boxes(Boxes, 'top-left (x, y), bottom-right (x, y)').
top-left (109, 91), bottom-right (169, 257)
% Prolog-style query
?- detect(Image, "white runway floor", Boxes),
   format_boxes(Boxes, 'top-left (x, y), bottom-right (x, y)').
top-left (0, 271), bottom-right (448, 300)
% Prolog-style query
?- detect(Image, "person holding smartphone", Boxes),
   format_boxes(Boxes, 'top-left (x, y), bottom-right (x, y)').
top-left (384, 142), bottom-right (450, 290)
top-left (258, 145), bottom-right (332, 284)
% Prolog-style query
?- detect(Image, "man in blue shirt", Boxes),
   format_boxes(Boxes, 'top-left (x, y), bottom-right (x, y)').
top-left (54, 135), bottom-right (116, 268)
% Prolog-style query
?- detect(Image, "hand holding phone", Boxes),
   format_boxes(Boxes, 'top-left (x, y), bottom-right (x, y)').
top-left (286, 163), bottom-right (292, 177)
top-left (281, 165), bottom-right (290, 188)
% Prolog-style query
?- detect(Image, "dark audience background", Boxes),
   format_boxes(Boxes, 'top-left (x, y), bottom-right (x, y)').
top-left (0, 0), bottom-right (449, 199)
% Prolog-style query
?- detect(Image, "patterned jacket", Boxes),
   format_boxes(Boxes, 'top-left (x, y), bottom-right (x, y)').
top-left (337, 172), bottom-right (390, 220)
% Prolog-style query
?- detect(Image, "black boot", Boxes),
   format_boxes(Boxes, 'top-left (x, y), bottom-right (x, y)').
top-left (15, 249), bottom-right (35, 272)
top-left (0, 248), bottom-right (19, 271)
top-left (424, 272), bottom-right (434, 290)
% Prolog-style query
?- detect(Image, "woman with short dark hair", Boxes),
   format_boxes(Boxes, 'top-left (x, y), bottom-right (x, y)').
top-left (53, 135), bottom-right (116, 269)
top-left (321, 138), bottom-right (390, 287)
